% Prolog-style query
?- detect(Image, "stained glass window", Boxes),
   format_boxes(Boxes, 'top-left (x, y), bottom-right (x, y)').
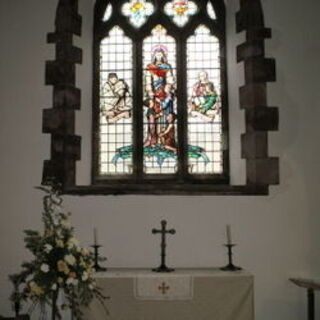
top-left (143, 25), bottom-right (177, 174)
top-left (122, 0), bottom-right (154, 28)
top-left (94, 0), bottom-right (228, 185)
top-left (207, 2), bottom-right (216, 20)
top-left (99, 26), bottom-right (133, 175)
top-left (164, 0), bottom-right (198, 27)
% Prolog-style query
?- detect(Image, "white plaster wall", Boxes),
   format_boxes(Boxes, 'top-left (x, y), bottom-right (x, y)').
top-left (0, 0), bottom-right (320, 319)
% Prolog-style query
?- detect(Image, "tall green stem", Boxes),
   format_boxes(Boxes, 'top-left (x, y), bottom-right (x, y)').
top-left (52, 290), bottom-right (59, 320)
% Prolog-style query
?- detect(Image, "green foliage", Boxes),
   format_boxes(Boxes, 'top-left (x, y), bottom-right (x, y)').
top-left (112, 144), bottom-right (210, 166)
top-left (10, 181), bottom-right (108, 319)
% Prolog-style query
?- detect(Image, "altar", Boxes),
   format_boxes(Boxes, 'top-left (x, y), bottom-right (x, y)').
top-left (83, 268), bottom-right (254, 320)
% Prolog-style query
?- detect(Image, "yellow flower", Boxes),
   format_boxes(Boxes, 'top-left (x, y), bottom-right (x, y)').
top-left (57, 260), bottom-right (70, 275)
top-left (79, 257), bottom-right (86, 267)
top-left (87, 267), bottom-right (94, 275)
top-left (29, 282), bottom-right (44, 296)
top-left (56, 240), bottom-right (64, 247)
top-left (61, 304), bottom-right (69, 311)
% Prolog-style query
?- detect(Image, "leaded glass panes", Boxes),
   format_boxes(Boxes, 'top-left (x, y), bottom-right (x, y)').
top-left (99, 26), bottom-right (133, 175)
top-left (143, 25), bottom-right (178, 174)
top-left (122, 0), bottom-right (154, 28)
top-left (94, 0), bottom-right (228, 184)
top-left (207, 2), bottom-right (216, 20)
top-left (102, 4), bottom-right (112, 22)
top-left (187, 25), bottom-right (223, 174)
top-left (164, 0), bottom-right (198, 27)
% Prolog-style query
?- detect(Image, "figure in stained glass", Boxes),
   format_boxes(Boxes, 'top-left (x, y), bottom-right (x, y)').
top-left (144, 45), bottom-right (176, 147)
top-left (189, 71), bottom-right (220, 122)
top-left (159, 113), bottom-right (177, 153)
top-left (101, 73), bottom-right (132, 123)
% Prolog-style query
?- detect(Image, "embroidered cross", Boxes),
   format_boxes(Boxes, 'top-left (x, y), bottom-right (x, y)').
top-left (158, 282), bottom-right (170, 294)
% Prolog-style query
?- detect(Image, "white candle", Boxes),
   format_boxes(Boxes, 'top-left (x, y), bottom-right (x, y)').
top-left (226, 225), bottom-right (232, 244)
top-left (94, 228), bottom-right (98, 245)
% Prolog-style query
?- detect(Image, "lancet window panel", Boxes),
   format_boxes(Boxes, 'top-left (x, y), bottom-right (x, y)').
top-left (143, 25), bottom-right (178, 174)
top-left (187, 25), bottom-right (223, 175)
top-left (98, 26), bottom-right (133, 176)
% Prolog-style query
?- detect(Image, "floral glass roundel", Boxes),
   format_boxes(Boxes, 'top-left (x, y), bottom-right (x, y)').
top-left (164, 0), bottom-right (198, 27)
top-left (122, 0), bottom-right (154, 28)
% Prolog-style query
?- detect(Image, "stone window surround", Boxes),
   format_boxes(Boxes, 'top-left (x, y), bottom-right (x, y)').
top-left (42, 0), bottom-right (279, 196)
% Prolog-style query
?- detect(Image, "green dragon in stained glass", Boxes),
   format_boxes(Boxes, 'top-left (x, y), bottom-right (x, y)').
top-left (112, 144), bottom-right (210, 166)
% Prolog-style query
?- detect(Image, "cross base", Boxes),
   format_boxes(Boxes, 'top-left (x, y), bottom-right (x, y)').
top-left (94, 264), bottom-right (107, 272)
top-left (152, 265), bottom-right (175, 273)
top-left (220, 264), bottom-right (242, 271)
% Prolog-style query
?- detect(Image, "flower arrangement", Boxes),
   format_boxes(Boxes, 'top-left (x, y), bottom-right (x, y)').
top-left (9, 181), bottom-right (108, 319)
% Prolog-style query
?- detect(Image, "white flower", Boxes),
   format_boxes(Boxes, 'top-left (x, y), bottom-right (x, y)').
top-left (66, 277), bottom-right (78, 286)
top-left (81, 272), bottom-right (89, 281)
top-left (40, 264), bottom-right (50, 273)
top-left (26, 274), bottom-right (33, 282)
top-left (67, 237), bottom-right (79, 249)
top-left (44, 244), bottom-right (53, 253)
top-left (81, 248), bottom-right (89, 256)
top-left (52, 216), bottom-right (60, 226)
top-left (61, 219), bottom-right (71, 229)
top-left (64, 254), bottom-right (76, 266)
top-left (51, 283), bottom-right (58, 291)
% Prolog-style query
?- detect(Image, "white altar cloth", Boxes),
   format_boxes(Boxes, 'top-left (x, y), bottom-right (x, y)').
top-left (83, 268), bottom-right (254, 320)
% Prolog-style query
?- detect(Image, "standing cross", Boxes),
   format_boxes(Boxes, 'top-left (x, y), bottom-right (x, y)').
top-left (152, 220), bottom-right (176, 272)
top-left (158, 282), bottom-right (170, 295)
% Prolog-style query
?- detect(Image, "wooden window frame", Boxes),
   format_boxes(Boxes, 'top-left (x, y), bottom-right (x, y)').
top-left (42, 0), bottom-right (279, 196)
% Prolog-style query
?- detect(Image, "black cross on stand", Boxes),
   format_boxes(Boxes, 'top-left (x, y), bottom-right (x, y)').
top-left (152, 220), bottom-right (176, 273)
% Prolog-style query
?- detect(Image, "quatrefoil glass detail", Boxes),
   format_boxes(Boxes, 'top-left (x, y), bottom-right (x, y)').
top-left (164, 0), bottom-right (198, 27)
top-left (122, 0), bottom-right (154, 28)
